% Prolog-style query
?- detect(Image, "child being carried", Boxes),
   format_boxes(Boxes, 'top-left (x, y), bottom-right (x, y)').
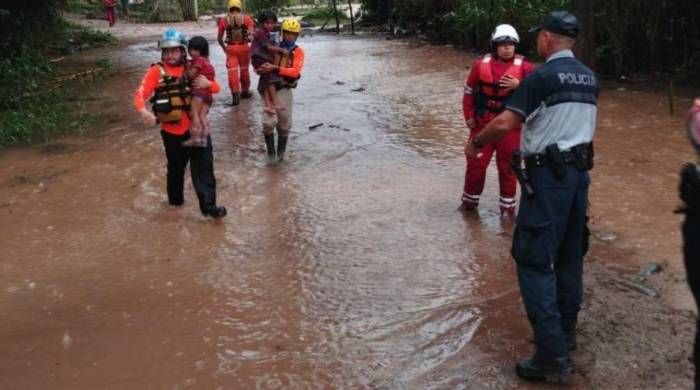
top-left (251, 11), bottom-right (289, 114)
top-left (182, 36), bottom-right (215, 148)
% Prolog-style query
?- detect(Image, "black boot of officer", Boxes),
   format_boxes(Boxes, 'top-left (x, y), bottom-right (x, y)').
top-left (277, 136), bottom-right (288, 162)
top-left (516, 356), bottom-right (574, 382)
top-left (264, 133), bottom-right (277, 165)
top-left (203, 205), bottom-right (227, 218)
top-left (231, 92), bottom-right (241, 106)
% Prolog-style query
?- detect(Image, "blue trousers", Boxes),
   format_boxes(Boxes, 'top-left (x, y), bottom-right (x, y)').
top-left (511, 164), bottom-right (590, 360)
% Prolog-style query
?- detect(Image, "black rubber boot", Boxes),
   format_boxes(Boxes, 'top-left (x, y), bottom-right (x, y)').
top-left (241, 90), bottom-right (253, 99)
top-left (231, 93), bottom-right (241, 106)
top-left (202, 206), bottom-right (227, 219)
top-left (277, 136), bottom-right (288, 162)
top-left (264, 134), bottom-right (277, 165)
top-left (515, 356), bottom-right (574, 382)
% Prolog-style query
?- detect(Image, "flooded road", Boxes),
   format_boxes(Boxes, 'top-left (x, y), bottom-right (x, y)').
top-left (0, 20), bottom-right (696, 389)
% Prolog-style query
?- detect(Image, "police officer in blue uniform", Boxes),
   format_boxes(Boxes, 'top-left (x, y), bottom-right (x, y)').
top-left (466, 11), bottom-right (598, 381)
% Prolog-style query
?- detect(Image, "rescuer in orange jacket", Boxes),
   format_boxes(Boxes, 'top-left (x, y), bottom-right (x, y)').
top-left (134, 28), bottom-right (227, 219)
top-left (462, 24), bottom-right (534, 218)
top-left (217, 0), bottom-right (255, 106)
top-left (256, 19), bottom-right (305, 165)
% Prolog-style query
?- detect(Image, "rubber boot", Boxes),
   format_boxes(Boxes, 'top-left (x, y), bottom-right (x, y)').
top-left (277, 136), bottom-right (288, 163)
top-left (241, 90), bottom-right (253, 99)
top-left (231, 92), bottom-right (241, 106)
top-left (264, 133), bottom-right (277, 165)
top-left (202, 206), bottom-right (227, 219)
top-left (515, 356), bottom-right (574, 382)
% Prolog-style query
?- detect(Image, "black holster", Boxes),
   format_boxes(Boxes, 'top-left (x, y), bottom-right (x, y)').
top-left (512, 151), bottom-right (535, 198)
top-left (545, 144), bottom-right (567, 179)
top-left (572, 142), bottom-right (594, 171)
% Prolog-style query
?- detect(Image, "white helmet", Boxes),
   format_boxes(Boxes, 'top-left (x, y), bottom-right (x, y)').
top-left (491, 24), bottom-right (520, 44)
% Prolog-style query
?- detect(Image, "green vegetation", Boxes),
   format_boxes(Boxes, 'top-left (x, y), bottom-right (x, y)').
top-left (0, 2), bottom-right (115, 147)
top-left (197, 0), bottom-right (227, 15)
top-left (301, 5), bottom-right (348, 24)
top-left (360, 0), bottom-right (700, 81)
top-left (64, 0), bottom-right (102, 14)
top-left (246, 0), bottom-right (294, 14)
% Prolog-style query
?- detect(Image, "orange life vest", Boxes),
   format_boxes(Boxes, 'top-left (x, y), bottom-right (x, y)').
top-left (475, 53), bottom-right (524, 115)
top-left (274, 46), bottom-right (300, 89)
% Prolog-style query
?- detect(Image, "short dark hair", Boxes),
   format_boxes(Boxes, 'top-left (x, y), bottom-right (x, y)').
top-left (188, 36), bottom-right (209, 57)
top-left (258, 10), bottom-right (277, 24)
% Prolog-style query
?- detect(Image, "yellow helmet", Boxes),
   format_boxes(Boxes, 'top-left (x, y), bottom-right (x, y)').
top-left (281, 19), bottom-right (302, 34)
top-left (227, 0), bottom-right (242, 11)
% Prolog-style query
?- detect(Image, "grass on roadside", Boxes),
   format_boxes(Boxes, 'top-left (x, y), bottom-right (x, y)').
top-left (0, 20), bottom-right (115, 148)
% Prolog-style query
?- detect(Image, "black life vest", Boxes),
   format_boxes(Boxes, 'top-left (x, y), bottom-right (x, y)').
top-left (225, 13), bottom-right (249, 44)
top-left (149, 63), bottom-right (191, 123)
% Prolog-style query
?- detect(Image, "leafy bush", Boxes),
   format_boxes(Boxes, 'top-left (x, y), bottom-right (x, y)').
top-left (360, 0), bottom-right (700, 78)
top-left (0, 1), bottom-right (115, 147)
top-left (51, 19), bottom-right (116, 55)
top-left (246, 0), bottom-right (293, 14)
top-left (303, 5), bottom-right (348, 22)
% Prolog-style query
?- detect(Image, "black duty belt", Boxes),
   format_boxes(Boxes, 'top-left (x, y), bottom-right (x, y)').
top-left (525, 151), bottom-right (577, 168)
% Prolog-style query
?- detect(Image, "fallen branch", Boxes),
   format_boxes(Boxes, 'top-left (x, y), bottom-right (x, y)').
top-left (21, 67), bottom-right (104, 100)
top-left (52, 67), bottom-right (104, 83)
top-left (232, 143), bottom-right (264, 153)
top-left (615, 278), bottom-right (660, 298)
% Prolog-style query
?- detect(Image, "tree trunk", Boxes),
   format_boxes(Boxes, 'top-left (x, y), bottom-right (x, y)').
top-left (330, 0), bottom-right (340, 34)
top-left (388, 0), bottom-right (395, 35)
top-left (347, 0), bottom-right (355, 35)
top-left (572, 0), bottom-right (597, 70)
top-left (177, 0), bottom-right (198, 21)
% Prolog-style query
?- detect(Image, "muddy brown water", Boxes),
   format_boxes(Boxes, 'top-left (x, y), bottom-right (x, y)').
top-left (0, 21), bottom-right (696, 389)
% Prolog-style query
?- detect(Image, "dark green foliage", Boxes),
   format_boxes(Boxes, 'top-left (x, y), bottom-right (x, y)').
top-left (1, 0), bottom-right (64, 55)
top-left (246, 0), bottom-right (293, 14)
top-left (0, 1), bottom-right (115, 147)
top-left (303, 5), bottom-right (348, 22)
top-left (360, 0), bottom-right (700, 79)
top-left (0, 49), bottom-right (53, 112)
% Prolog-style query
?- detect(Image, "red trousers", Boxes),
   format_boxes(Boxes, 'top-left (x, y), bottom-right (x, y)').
top-left (105, 6), bottom-right (116, 26)
top-left (225, 44), bottom-right (251, 94)
top-left (463, 127), bottom-right (521, 211)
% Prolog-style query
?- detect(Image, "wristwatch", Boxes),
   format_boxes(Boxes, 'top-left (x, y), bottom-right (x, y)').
top-left (471, 136), bottom-right (484, 149)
